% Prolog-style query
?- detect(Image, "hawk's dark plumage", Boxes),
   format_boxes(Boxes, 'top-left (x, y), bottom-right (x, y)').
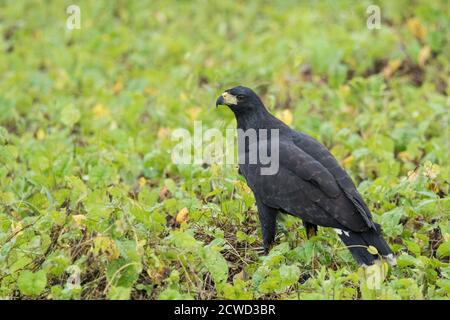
top-left (216, 86), bottom-right (395, 266)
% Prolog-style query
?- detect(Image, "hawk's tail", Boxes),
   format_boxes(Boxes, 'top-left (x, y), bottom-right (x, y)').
top-left (336, 223), bottom-right (396, 266)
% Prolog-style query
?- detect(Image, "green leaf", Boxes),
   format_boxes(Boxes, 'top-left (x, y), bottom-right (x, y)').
top-left (164, 178), bottom-right (177, 194)
top-left (158, 288), bottom-right (183, 300)
top-left (361, 261), bottom-right (388, 291)
top-left (436, 279), bottom-right (450, 293)
top-left (279, 264), bottom-right (300, 286)
top-left (436, 241), bottom-right (450, 258)
top-left (404, 240), bottom-right (421, 256)
top-left (107, 286), bottom-right (131, 300)
top-left (106, 259), bottom-right (141, 288)
top-left (397, 254), bottom-right (421, 268)
top-left (17, 270), bottom-right (47, 296)
top-left (199, 246), bottom-right (229, 285)
top-left (380, 208), bottom-right (405, 237)
top-left (60, 105), bottom-right (81, 127)
top-left (167, 230), bottom-right (201, 250)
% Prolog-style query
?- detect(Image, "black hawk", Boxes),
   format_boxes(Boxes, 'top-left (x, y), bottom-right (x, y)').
top-left (216, 86), bottom-right (395, 266)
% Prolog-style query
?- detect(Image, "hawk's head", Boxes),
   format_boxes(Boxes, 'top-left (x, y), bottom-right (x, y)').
top-left (216, 86), bottom-right (265, 114)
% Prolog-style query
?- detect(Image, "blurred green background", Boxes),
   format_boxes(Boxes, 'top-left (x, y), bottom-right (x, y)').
top-left (0, 0), bottom-right (449, 299)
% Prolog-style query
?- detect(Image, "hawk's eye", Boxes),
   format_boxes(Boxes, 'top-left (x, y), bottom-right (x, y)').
top-left (237, 94), bottom-right (245, 100)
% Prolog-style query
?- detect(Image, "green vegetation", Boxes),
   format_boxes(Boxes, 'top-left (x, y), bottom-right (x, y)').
top-left (0, 0), bottom-right (448, 299)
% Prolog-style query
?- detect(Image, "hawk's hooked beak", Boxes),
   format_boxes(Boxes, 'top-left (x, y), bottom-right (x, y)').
top-left (216, 92), bottom-right (237, 108)
top-left (215, 95), bottom-right (225, 108)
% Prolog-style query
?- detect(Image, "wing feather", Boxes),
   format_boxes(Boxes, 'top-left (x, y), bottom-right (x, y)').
top-left (291, 132), bottom-right (376, 229)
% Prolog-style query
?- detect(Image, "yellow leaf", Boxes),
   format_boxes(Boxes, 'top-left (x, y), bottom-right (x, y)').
top-left (146, 267), bottom-right (166, 283)
top-left (92, 103), bottom-right (110, 118)
top-left (382, 59), bottom-right (402, 78)
top-left (138, 177), bottom-right (146, 188)
top-left (54, 69), bottom-right (69, 90)
top-left (418, 46), bottom-right (431, 67)
top-left (427, 182), bottom-right (440, 193)
top-left (367, 245), bottom-right (379, 255)
top-left (33, 30), bottom-right (43, 39)
top-left (234, 180), bottom-right (251, 194)
top-left (233, 269), bottom-right (247, 281)
top-left (407, 170), bottom-right (419, 183)
top-left (397, 151), bottom-right (411, 162)
top-left (93, 235), bottom-right (120, 261)
top-left (0, 192), bottom-right (15, 206)
top-left (444, 233), bottom-right (450, 242)
top-left (342, 104), bottom-right (355, 114)
top-left (205, 58), bottom-right (214, 68)
top-left (187, 107), bottom-right (202, 121)
top-left (157, 127), bottom-right (170, 139)
top-left (11, 211), bottom-right (20, 219)
top-left (72, 214), bottom-right (87, 227)
top-left (176, 207), bottom-right (189, 225)
top-left (407, 17), bottom-right (426, 40)
top-left (339, 85), bottom-right (350, 97)
top-left (342, 155), bottom-right (354, 168)
top-left (144, 87), bottom-right (156, 95)
top-left (137, 239), bottom-right (146, 251)
top-left (179, 92), bottom-right (188, 102)
top-left (115, 219), bottom-right (127, 234)
top-left (36, 129), bottom-right (45, 140)
top-left (276, 109), bottom-right (293, 125)
top-left (11, 221), bottom-right (23, 235)
top-left (294, 54), bottom-right (304, 67)
top-left (112, 81), bottom-right (123, 94)
top-left (423, 161), bottom-right (440, 179)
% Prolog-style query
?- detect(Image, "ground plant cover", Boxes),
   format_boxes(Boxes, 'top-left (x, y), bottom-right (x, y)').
top-left (0, 0), bottom-right (448, 300)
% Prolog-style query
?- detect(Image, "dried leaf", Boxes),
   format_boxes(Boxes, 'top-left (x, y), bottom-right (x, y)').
top-left (397, 151), bottom-right (412, 162)
top-left (112, 81), bottom-right (123, 94)
top-left (176, 207), bottom-right (189, 225)
top-left (407, 17), bottom-right (426, 40)
top-left (159, 186), bottom-right (169, 200)
top-left (93, 235), bottom-right (120, 261)
top-left (382, 59), bottom-right (402, 78)
top-left (72, 214), bottom-right (87, 227)
top-left (418, 46), bottom-right (431, 67)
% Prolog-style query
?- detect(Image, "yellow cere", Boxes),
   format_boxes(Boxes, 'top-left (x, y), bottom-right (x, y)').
top-left (222, 92), bottom-right (238, 105)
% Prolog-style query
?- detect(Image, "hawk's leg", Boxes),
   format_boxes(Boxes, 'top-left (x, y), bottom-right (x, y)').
top-left (304, 221), bottom-right (318, 239)
top-left (255, 199), bottom-right (278, 254)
